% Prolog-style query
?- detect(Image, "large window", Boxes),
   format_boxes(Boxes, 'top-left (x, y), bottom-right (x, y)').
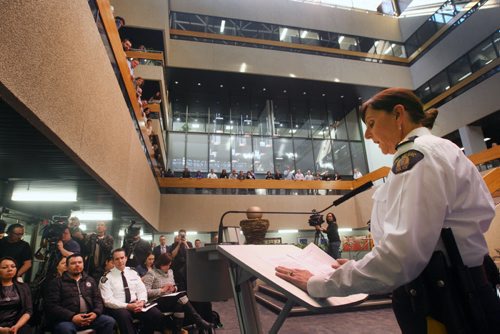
top-left (231, 135), bottom-right (253, 172)
top-left (186, 134), bottom-right (208, 172)
top-left (253, 137), bottom-right (273, 173)
top-left (294, 138), bottom-right (314, 173)
top-left (168, 133), bottom-right (186, 171)
top-left (273, 138), bottom-right (295, 173)
top-left (209, 134), bottom-right (231, 172)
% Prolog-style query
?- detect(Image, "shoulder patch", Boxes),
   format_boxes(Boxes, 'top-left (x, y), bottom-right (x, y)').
top-left (100, 275), bottom-right (108, 284)
top-left (395, 136), bottom-right (418, 150)
top-left (392, 149), bottom-right (424, 174)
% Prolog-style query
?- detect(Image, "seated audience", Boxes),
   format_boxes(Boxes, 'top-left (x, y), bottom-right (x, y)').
top-left (136, 252), bottom-right (154, 278)
top-left (142, 253), bottom-right (213, 332)
top-left (45, 255), bottom-right (115, 334)
top-left (0, 257), bottom-right (32, 334)
top-left (99, 249), bottom-right (167, 334)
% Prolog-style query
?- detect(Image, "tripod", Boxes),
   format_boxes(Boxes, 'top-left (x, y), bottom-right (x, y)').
top-left (313, 228), bottom-right (327, 249)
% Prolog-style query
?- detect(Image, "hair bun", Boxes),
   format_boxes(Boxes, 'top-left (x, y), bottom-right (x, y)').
top-left (422, 108), bottom-right (439, 129)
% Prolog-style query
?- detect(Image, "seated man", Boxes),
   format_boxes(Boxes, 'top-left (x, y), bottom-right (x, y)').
top-left (99, 248), bottom-right (167, 334)
top-left (44, 254), bottom-right (115, 334)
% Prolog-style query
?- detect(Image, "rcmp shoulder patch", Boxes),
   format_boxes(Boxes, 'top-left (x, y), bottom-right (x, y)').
top-left (100, 272), bottom-right (109, 284)
top-left (392, 149), bottom-right (424, 174)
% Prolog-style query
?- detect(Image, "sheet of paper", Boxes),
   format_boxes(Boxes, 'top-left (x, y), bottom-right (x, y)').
top-left (159, 291), bottom-right (185, 298)
top-left (142, 302), bottom-right (158, 312)
top-left (263, 243), bottom-right (335, 276)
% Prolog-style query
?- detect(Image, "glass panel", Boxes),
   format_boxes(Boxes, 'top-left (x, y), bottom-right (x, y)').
top-left (273, 137), bottom-right (295, 173)
top-left (346, 108), bottom-right (361, 140)
top-left (469, 39), bottom-right (496, 72)
top-left (279, 27), bottom-right (300, 43)
top-left (405, 34), bottom-right (419, 56)
top-left (300, 30), bottom-right (320, 46)
top-left (231, 135), bottom-right (253, 172)
top-left (310, 99), bottom-right (329, 139)
top-left (313, 139), bottom-right (334, 173)
top-left (332, 140), bottom-right (352, 175)
top-left (415, 83), bottom-right (432, 104)
top-left (293, 138), bottom-right (314, 173)
top-left (318, 31), bottom-right (340, 48)
top-left (253, 137), bottom-right (274, 174)
top-left (338, 35), bottom-right (359, 51)
top-left (350, 142), bottom-right (367, 175)
top-left (172, 99), bottom-right (187, 132)
top-left (448, 55), bottom-right (472, 86)
top-left (172, 12), bottom-right (207, 33)
top-left (416, 19), bottom-right (437, 45)
top-left (209, 134), bottom-right (231, 172)
top-left (186, 134), bottom-right (209, 172)
top-left (328, 101), bottom-right (348, 140)
top-left (493, 30), bottom-right (500, 56)
top-left (187, 100), bottom-right (207, 133)
top-left (392, 43), bottom-right (406, 58)
top-left (253, 100), bottom-right (272, 136)
top-left (273, 98), bottom-right (292, 137)
top-left (230, 95), bottom-right (252, 135)
top-left (428, 70), bottom-right (450, 97)
top-left (168, 132), bottom-right (186, 171)
top-left (290, 99), bottom-right (309, 138)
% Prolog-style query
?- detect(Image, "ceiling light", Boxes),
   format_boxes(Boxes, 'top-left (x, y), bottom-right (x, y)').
top-left (283, 90), bottom-right (287, 93)
top-left (176, 118), bottom-right (180, 121)
top-left (289, 73), bottom-right (296, 78)
top-left (338, 228), bottom-right (352, 232)
top-left (241, 86), bottom-right (245, 90)
top-left (340, 95), bottom-right (344, 98)
top-left (302, 92), bottom-right (307, 95)
top-left (219, 84), bottom-right (224, 88)
top-left (240, 63), bottom-right (247, 73)
top-left (484, 138), bottom-right (491, 142)
top-left (334, 78), bottom-right (340, 82)
top-left (262, 88), bottom-right (266, 91)
top-left (197, 82), bottom-right (201, 86)
top-left (300, 30), bottom-right (308, 38)
top-left (278, 229), bottom-right (299, 234)
top-left (220, 20), bottom-right (225, 33)
top-left (322, 93), bottom-right (326, 97)
top-left (174, 81), bottom-right (179, 84)
top-left (71, 211), bottom-right (113, 221)
top-left (11, 182), bottom-right (77, 202)
top-left (338, 36), bottom-right (345, 43)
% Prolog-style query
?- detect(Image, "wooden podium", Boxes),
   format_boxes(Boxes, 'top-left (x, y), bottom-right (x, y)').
top-left (187, 245), bottom-right (367, 333)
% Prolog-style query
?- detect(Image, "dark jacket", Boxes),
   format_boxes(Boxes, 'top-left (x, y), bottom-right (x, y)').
top-left (44, 272), bottom-right (103, 325)
top-left (15, 281), bottom-right (33, 317)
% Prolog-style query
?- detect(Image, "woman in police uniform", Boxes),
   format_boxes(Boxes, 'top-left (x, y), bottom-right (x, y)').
top-left (276, 88), bottom-right (500, 333)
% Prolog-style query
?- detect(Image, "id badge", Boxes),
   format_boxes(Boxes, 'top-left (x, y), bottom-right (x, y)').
top-left (130, 253), bottom-right (134, 259)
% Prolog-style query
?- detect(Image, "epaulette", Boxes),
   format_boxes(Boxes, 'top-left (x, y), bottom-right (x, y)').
top-left (392, 149), bottom-right (424, 174)
top-left (395, 135), bottom-right (418, 151)
top-left (100, 271), bottom-right (110, 284)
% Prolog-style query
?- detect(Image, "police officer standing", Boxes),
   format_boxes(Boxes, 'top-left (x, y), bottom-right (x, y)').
top-left (276, 88), bottom-right (500, 333)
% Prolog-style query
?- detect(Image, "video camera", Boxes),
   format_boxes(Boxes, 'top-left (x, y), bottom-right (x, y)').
top-left (124, 220), bottom-right (141, 242)
top-left (42, 217), bottom-right (68, 244)
top-left (308, 211), bottom-right (324, 227)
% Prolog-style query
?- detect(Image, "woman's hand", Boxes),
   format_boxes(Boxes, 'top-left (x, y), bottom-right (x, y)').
top-left (275, 266), bottom-right (313, 291)
top-left (331, 258), bottom-right (349, 269)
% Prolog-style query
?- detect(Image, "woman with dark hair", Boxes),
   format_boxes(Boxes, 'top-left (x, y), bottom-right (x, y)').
top-left (0, 257), bottom-right (32, 334)
top-left (276, 88), bottom-right (500, 333)
top-left (318, 212), bottom-right (341, 259)
top-left (136, 252), bottom-right (155, 277)
top-left (142, 253), bottom-right (213, 333)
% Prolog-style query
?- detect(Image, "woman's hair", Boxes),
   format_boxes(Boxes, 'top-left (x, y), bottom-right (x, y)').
top-left (326, 212), bottom-right (336, 222)
top-left (0, 257), bottom-right (18, 298)
top-left (360, 88), bottom-right (439, 129)
top-left (154, 253), bottom-right (172, 269)
top-left (144, 252), bottom-right (154, 266)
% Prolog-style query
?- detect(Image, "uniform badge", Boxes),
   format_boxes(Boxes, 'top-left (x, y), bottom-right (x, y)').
top-left (100, 275), bottom-right (108, 284)
top-left (392, 149), bottom-right (424, 174)
top-left (86, 282), bottom-right (92, 287)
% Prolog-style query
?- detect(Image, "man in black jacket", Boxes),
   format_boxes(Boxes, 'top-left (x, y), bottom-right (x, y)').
top-left (44, 254), bottom-right (115, 334)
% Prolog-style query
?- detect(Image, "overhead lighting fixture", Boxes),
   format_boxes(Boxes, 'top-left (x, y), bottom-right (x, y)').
top-left (240, 63), bottom-right (247, 73)
top-left (283, 89), bottom-right (287, 93)
top-left (338, 36), bottom-right (345, 43)
top-left (80, 224), bottom-right (87, 232)
top-left (278, 229), bottom-right (299, 234)
top-left (338, 228), bottom-right (353, 232)
top-left (71, 211), bottom-right (113, 221)
top-left (300, 30), bottom-right (308, 38)
top-left (219, 84), bottom-right (224, 88)
top-left (176, 118), bottom-right (180, 121)
top-left (280, 28), bottom-right (288, 41)
top-left (262, 88), bottom-right (266, 91)
top-left (11, 182), bottom-right (77, 202)
top-left (174, 81), bottom-right (179, 84)
top-left (289, 73), bottom-right (296, 78)
top-left (484, 138), bottom-right (491, 142)
top-left (334, 78), bottom-right (340, 82)
top-left (197, 82), bottom-right (201, 86)
top-left (220, 20), bottom-right (226, 33)
top-left (241, 86), bottom-right (245, 90)
top-left (322, 93), bottom-right (326, 97)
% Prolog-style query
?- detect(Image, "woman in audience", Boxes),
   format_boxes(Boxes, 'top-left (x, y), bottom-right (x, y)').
top-left (142, 254), bottom-right (213, 332)
top-left (148, 91), bottom-right (162, 104)
top-left (55, 256), bottom-right (67, 278)
top-left (0, 257), bottom-right (32, 334)
top-left (136, 252), bottom-right (155, 277)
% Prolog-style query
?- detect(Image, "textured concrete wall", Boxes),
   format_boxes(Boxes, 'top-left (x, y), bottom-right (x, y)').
top-left (0, 0), bottom-right (161, 229)
top-left (159, 193), bottom-right (371, 232)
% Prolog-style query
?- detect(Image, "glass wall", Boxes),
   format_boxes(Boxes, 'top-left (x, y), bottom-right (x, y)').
top-left (167, 98), bottom-right (368, 177)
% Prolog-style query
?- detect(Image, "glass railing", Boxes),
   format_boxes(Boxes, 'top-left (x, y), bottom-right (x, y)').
top-left (170, 11), bottom-right (407, 64)
top-left (415, 29), bottom-right (499, 105)
top-left (170, 2), bottom-right (489, 65)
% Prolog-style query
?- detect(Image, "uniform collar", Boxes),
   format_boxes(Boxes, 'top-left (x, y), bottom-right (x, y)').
top-left (395, 127), bottom-right (431, 151)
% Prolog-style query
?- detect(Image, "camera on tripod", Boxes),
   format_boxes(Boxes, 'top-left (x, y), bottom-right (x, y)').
top-left (308, 211), bottom-right (324, 227)
top-left (42, 218), bottom-right (68, 244)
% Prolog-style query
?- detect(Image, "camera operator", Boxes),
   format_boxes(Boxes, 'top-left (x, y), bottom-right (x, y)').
top-left (170, 229), bottom-right (192, 291)
top-left (85, 222), bottom-right (114, 281)
top-left (317, 212), bottom-right (341, 259)
top-left (57, 227), bottom-right (81, 258)
top-left (0, 224), bottom-right (32, 280)
top-left (122, 222), bottom-right (151, 269)
top-left (68, 217), bottom-right (87, 256)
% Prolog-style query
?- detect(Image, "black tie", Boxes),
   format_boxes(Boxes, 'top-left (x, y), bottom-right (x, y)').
top-left (121, 271), bottom-right (131, 303)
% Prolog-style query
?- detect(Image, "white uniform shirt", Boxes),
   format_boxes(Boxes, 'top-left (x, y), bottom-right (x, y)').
top-left (308, 127), bottom-right (494, 297)
top-left (207, 172), bottom-right (218, 179)
top-left (99, 267), bottom-right (148, 309)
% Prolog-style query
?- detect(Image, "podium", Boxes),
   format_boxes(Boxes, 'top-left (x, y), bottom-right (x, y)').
top-left (187, 245), bottom-right (367, 334)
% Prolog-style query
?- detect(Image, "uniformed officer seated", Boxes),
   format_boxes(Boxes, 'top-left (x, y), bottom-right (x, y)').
top-left (99, 248), bottom-right (168, 334)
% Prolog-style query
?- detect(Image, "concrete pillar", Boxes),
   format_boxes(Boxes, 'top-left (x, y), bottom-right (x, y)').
top-left (458, 125), bottom-right (486, 155)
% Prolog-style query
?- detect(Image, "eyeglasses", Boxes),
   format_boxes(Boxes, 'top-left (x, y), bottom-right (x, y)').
top-left (10, 232), bottom-right (24, 236)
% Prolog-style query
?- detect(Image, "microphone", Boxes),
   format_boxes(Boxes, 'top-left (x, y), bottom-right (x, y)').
top-left (217, 181), bottom-right (374, 244)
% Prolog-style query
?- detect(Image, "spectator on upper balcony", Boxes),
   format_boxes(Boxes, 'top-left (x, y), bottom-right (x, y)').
top-left (145, 119), bottom-right (154, 137)
top-left (274, 169), bottom-right (283, 195)
top-left (353, 168), bottom-right (363, 180)
top-left (228, 169), bottom-right (238, 194)
top-left (134, 77), bottom-right (144, 89)
top-left (115, 16), bottom-right (125, 30)
top-left (122, 38), bottom-right (132, 52)
top-left (181, 168), bottom-right (191, 178)
top-left (148, 92), bottom-right (162, 104)
top-left (165, 169), bottom-right (174, 178)
top-left (207, 169), bottom-right (218, 194)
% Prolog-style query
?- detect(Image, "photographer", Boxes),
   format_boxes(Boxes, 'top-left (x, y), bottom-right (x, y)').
top-left (170, 229), bottom-right (192, 291)
top-left (318, 212), bottom-right (341, 259)
top-left (85, 222), bottom-right (114, 281)
top-left (57, 227), bottom-right (80, 258)
top-left (122, 222), bottom-right (151, 269)
top-left (68, 217), bottom-right (86, 256)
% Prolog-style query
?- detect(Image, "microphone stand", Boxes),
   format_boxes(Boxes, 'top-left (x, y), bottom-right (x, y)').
top-left (217, 181), bottom-right (373, 244)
